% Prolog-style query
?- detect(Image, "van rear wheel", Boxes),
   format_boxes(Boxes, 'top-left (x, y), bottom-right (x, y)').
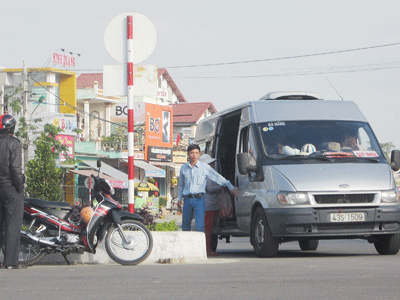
top-left (299, 239), bottom-right (319, 251)
top-left (210, 233), bottom-right (218, 252)
top-left (252, 207), bottom-right (279, 257)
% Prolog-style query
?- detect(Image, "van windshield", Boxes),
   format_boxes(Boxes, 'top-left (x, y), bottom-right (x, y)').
top-left (258, 120), bottom-right (385, 163)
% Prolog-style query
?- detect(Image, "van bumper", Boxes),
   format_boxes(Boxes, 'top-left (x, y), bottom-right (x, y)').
top-left (264, 205), bottom-right (400, 239)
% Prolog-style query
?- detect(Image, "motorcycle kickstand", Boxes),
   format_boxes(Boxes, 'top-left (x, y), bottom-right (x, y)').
top-left (62, 253), bottom-right (71, 266)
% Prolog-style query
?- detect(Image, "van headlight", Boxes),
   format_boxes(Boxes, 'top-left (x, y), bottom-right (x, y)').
top-left (381, 189), bottom-right (400, 203)
top-left (277, 192), bottom-right (310, 205)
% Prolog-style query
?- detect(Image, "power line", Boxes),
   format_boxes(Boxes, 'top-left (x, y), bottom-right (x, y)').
top-left (171, 60), bottom-right (400, 79)
top-left (72, 61), bottom-right (400, 79)
top-left (29, 77), bottom-right (128, 129)
top-left (163, 42), bottom-right (400, 69)
top-left (70, 42), bottom-right (400, 79)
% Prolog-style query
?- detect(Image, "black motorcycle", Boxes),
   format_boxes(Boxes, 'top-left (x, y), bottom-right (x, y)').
top-left (19, 161), bottom-right (153, 266)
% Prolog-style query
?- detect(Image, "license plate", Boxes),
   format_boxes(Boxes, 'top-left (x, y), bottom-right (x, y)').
top-left (330, 212), bottom-right (366, 222)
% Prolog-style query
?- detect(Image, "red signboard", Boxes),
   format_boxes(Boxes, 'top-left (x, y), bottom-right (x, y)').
top-left (52, 53), bottom-right (76, 67)
top-left (144, 103), bottom-right (173, 160)
top-left (55, 134), bottom-right (74, 162)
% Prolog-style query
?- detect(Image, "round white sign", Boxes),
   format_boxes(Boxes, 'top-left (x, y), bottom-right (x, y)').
top-left (84, 177), bottom-right (95, 189)
top-left (104, 12), bottom-right (157, 64)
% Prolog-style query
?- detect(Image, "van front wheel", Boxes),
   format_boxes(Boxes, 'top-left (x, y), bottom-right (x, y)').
top-left (252, 207), bottom-right (279, 257)
top-left (374, 233), bottom-right (400, 255)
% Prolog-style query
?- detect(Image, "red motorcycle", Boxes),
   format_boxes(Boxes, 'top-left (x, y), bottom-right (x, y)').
top-left (19, 161), bottom-right (153, 266)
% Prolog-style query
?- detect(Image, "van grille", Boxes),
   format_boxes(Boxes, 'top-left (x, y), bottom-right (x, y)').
top-left (314, 194), bottom-right (375, 204)
top-left (318, 223), bottom-right (374, 232)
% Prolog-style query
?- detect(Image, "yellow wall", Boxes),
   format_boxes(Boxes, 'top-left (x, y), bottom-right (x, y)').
top-left (64, 172), bottom-right (75, 205)
top-left (59, 73), bottom-right (77, 114)
top-left (2, 67), bottom-right (77, 115)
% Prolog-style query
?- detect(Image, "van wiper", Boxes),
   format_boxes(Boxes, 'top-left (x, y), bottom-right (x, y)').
top-left (321, 152), bottom-right (380, 163)
top-left (353, 157), bottom-right (380, 163)
top-left (276, 154), bottom-right (331, 161)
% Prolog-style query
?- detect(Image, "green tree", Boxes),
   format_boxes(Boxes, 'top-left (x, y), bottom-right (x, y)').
top-left (101, 126), bottom-right (127, 151)
top-left (380, 142), bottom-right (395, 161)
top-left (1, 84), bottom-right (23, 114)
top-left (25, 124), bottom-right (67, 201)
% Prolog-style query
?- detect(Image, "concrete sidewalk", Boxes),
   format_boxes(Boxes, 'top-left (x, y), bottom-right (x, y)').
top-left (71, 211), bottom-right (207, 265)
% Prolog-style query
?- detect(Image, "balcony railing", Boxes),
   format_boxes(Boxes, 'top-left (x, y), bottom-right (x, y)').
top-left (77, 139), bottom-right (190, 153)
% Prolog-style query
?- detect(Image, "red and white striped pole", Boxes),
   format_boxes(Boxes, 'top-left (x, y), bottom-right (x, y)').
top-left (127, 15), bottom-right (135, 213)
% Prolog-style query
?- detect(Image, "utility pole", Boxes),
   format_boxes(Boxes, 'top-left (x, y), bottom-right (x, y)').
top-left (22, 61), bottom-right (30, 170)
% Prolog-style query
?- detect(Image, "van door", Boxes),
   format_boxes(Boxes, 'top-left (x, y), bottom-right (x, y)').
top-left (214, 111), bottom-right (241, 228)
top-left (214, 111), bottom-right (241, 188)
top-left (236, 125), bottom-right (259, 232)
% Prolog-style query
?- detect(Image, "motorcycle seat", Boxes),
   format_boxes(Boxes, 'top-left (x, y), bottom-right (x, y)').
top-left (25, 198), bottom-right (73, 210)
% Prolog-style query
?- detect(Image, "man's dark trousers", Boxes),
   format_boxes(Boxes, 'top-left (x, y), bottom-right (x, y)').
top-left (0, 186), bottom-right (24, 267)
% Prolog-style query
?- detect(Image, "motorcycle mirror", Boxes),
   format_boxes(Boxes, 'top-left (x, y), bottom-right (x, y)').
top-left (97, 160), bottom-right (102, 168)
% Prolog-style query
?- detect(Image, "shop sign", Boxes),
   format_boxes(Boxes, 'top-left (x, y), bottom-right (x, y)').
top-left (148, 146), bottom-right (172, 162)
top-left (146, 197), bottom-right (159, 215)
top-left (55, 134), bottom-right (74, 161)
top-left (111, 102), bottom-right (146, 124)
top-left (145, 169), bottom-right (165, 178)
top-left (52, 53), bottom-right (76, 67)
top-left (122, 151), bottom-right (145, 160)
top-left (52, 116), bottom-right (77, 135)
top-left (109, 181), bottom-right (126, 189)
top-left (145, 104), bottom-right (173, 160)
top-left (157, 88), bottom-right (169, 99)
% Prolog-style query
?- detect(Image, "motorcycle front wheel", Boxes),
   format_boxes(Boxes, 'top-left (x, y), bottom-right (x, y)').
top-left (105, 220), bottom-right (153, 265)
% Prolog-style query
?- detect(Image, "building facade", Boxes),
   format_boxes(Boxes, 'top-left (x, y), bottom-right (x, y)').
top-left (75, 68), bottom-right (193, 207)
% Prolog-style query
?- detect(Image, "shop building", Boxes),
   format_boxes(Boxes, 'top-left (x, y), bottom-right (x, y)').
top-left (0, 66), bottom-right (78, 204)
top-left (75, 68), bottom-right (189, 208)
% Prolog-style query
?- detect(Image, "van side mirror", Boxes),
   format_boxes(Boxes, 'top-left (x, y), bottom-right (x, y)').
top-left (391, 150), bottom-right (400, 171)
top-left (237, 153), bottom-right (249, 175)
top-left (237, 153), bottom-right (258, 175)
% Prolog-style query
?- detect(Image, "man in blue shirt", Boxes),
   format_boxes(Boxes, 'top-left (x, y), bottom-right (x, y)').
top-left (178, 144), bottom-right (239, 232)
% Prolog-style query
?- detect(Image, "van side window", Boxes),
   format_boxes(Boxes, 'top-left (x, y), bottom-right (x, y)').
top-left (239, 126), bottom-right (258, 165)
top-left (248, 127), bottom-right (259, 165)
top-left (358, 127), bottom-right (371, 150)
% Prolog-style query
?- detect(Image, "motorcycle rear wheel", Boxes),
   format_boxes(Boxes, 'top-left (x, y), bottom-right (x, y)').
top-left (19, 218), bottom-right (47, 266)
top-left (105, 220), bottom-right (153, 265)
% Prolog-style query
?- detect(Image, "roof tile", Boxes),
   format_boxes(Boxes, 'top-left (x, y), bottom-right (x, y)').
top-left (172, 102), bottom-right (216, 124)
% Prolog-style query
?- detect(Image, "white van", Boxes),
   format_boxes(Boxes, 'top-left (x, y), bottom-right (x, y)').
top-left (194, 92), bottom-right (400, 257)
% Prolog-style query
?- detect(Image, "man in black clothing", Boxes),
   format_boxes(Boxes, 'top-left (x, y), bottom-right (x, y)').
top-left (0, 114), bottom-right (25, 269)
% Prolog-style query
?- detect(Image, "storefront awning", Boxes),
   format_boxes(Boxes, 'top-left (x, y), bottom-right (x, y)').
top-left (69, 169), bottom-right (129, 189)
top-left (122, 159), bottom-right (165, 178)
top-left (148, 161), bottom-right (176, 168)
top-left (81, 160), bottom-right (140, 188)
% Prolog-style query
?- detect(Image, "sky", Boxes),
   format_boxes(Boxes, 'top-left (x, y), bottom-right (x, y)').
top-left (1, 0), bottom-right (400, 148)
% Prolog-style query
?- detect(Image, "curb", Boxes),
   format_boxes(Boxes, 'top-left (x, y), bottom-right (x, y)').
top-left (39, 231), bottom-right (207, 265)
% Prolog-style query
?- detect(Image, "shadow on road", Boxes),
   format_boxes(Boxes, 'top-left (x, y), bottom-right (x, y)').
top-left (211, 237), bottom-right (381, 259)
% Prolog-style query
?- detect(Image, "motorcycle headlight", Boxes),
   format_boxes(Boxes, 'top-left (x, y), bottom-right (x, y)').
top-left (277, 192), bottom-right (310, 206)
top-left (381, 189), bottom-right (400, 203)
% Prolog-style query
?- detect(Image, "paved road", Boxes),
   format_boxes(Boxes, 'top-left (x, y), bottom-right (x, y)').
top-left (2, 238), bottom-right (400, 300)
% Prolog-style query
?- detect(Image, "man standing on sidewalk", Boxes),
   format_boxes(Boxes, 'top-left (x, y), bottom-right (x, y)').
top-left (0, 114), bottom-right (25, 269)
top-left (178, 144), bottom-right (238, 232)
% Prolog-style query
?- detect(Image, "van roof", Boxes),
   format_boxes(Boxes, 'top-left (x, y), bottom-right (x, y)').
top-left (195, 99), bottom-right (368, 143)
top-left (259, 91), bottom-right (323, 100)
top-left (250, 100), bottom-right (366, 123)
top-left (199, 99), bottom-right (366, 123)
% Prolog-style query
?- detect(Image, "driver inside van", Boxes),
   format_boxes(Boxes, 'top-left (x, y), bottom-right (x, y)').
top-left (341, 134), bottom-right (365, 150)
top-left (342, 134), bottom-right (357, 149)
top-left (341, 134), bottom-right (363, 150)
